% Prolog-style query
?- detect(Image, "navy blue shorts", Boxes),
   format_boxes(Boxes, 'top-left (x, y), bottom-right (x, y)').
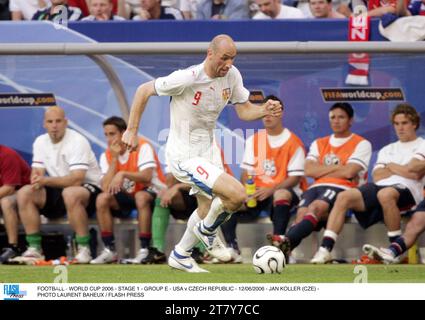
top-left (299, 185), bottom-right (345, 211)
top-left (353, 183), bottom-right (415, 229)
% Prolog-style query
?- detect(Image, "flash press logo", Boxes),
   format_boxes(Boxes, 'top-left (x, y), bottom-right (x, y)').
top-left (3, 284), bottom-right (27, 300)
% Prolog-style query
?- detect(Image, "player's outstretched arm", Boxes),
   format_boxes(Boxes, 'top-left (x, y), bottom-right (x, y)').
top-left (234, 99), bottom-right (282, 121)
top-left (122, 80), bottom-right (156, 150)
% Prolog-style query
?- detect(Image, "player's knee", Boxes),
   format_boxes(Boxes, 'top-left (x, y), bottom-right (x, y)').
top-left (377, 189), bottom-right (397, 204)
top-left (226, 191), bottom-right (246, 212)
top-left (135, 191), bottom-right (153, 209)
top-left (273, 189), bottom-right (292, 201)
top-left (96, 192), bottom-right (111, 210)
top-left (17, 185), bottom-right (32, 205)
top-left (335, 190), bottom-right (353, 208)
top-left (62, 187), bottom-right (83, 206)
top-left (0, 196), bottom-right (15, 212)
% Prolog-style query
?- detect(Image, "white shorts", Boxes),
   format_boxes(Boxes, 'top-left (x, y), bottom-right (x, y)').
top-left (169, 157), bottom-right (224, 199)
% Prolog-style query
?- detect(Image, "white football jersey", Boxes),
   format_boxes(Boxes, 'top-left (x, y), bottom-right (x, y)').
top-left (155, 62), bottom-right (249, 164)
top-left (373, 137), bottom-right (425, 204)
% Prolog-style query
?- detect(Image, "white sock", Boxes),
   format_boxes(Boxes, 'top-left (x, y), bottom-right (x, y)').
top-left (202, 197), bottom-right (229, 233)
top-left (323, 230), bottom-right (338, 241)
top-left (387, 230), bottom-right (402, 239)
top-left (176, 209), bottom-right (201, 253)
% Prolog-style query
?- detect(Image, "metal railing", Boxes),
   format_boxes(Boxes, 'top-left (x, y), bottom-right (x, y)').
top-left (1, 41), bottom-right (424, 118)
top-left (1, 41), bottom-right (425, 55)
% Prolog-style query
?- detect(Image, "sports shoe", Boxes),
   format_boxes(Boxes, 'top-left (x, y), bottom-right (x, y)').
top-left (168, 249), bottom-right (209, 273)
top-left (191, 247), bottom-right (204, 264)
top-left (0, 247), bottom-right (19, 264)
top-left (141, 247), bottom-right (166, 264)
top-left (227, 247), bottom-right (243, 264)
top-left (120, 248), bottom-right (149, 264)
top-left (267, 234), bottom-right (291, 261)
top-left (9, 247), bottom-right (44, 265)
top-left (362, 244), bottom-right (400, 264)
top-left (193, 222), bottom-right (231, 262)
top-left (90, 248), bottom-right (118, 264)
top-left (310, 247), bottom-right (332, 264)
top-left (73, 246), bottom-right (92, 264)
top-left (202, 252), bottom-right (220, 264)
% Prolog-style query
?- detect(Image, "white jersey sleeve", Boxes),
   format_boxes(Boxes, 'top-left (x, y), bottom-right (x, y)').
top-left (154, 68), bottom-right (195, 97)
top-left (99, 152), bottom-right (108, 175)
top-left (347, 140), bottom-right (372, 170)
top-left (413, 140), bottom-right (425, 161)
top-left (240, 134), bottom-right (255, 172)
top-left (287, 147), bottom-right (305, 176)
top-left (229, 67), bottom-right (250, 104)
top-left (373, 145), bottom-right (390, 171)
top-left (138, 143), bottom-right (157, 172)
top-left (32, 136), bottom-right (45, 169)
top-left (306, 140), bottom-right (319, 162)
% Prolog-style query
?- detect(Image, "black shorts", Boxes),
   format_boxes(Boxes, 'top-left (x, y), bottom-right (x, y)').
top-left (40, 184), bottom-right (101, 219)
top-left (169, 190), bottom-right (198, 220)
top-left (354, 183), bottom-right (416, 229)
top-left (113, 188), bottom-right (157, 219)
top-left (111, 192), bottom-right (137, 218)
top-left (299, 186), bottom-right (345, 211)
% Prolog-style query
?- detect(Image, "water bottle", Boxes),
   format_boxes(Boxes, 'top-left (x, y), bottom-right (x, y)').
top-left (408, 242), bottom-right (419, 264)
top-left (245, 176), bottom-right (257, 208)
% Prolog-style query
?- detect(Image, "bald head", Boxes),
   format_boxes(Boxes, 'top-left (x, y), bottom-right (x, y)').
top-left (44, 106), bottom-right (65, 120)
top-left (209, 34), bottom-right (236, 54)
top-left (44, 106), bottom-right (68, 143)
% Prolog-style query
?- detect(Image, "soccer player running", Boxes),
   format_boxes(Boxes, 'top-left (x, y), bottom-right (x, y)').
top-left (272, 103), bottom-right (372, 262)
top-left (312, 103), bottom-right (424, 263)
top-left (122, 34), bottom-right (282, 272)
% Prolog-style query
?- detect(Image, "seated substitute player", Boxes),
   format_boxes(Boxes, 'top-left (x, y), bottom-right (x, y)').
top-left (91, 116), bottom-right (166, 264)
top-left (221, 95), bottom-right (306, 262)
top-left (273, 103), bottom-right (372, 261)
top-left (312, 103), bottom-right (424, 263)
top-left (0, 145), bottom-right (31, 263)
top-left (362, 139), bottom-right (425, 264)
top-left (13, 106), bottom-right (102, 264)
top-left (122, 34), bottom-right (283, 273)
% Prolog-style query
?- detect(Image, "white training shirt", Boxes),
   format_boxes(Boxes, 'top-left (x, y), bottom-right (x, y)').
top-left (253, 4), bottom-right (305, 19)
top-left (373, 137), bottom-right (425, 204)
top-left (99, 143), bottom-right (165, 193)
top-left (9, 0), bottom-right (50, 20)
top-left (155, 62), bottom-right (250, 164)
top-left (241, 128), bottom-right (305, 177)
top-left (307, 134), bottom-right (372, 188)
top-left (32, 128), bottom-right (101, 187)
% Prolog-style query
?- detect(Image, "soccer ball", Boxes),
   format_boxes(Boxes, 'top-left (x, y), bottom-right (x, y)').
top-left (252, 246), bottom-right (286, 274)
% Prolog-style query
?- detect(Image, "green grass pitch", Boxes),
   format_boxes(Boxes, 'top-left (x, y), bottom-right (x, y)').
top-left (1, 264), bottom-right (425, 283)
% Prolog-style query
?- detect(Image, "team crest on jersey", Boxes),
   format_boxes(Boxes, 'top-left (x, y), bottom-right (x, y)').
top-left (324, 153), bottom-right (340, 165)
top-left (262, 159), bottom-right (276, 177)
top-left (222, 88), bottom-right (231, 101)
top-left (123, 178), bottom-right (135, 194)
